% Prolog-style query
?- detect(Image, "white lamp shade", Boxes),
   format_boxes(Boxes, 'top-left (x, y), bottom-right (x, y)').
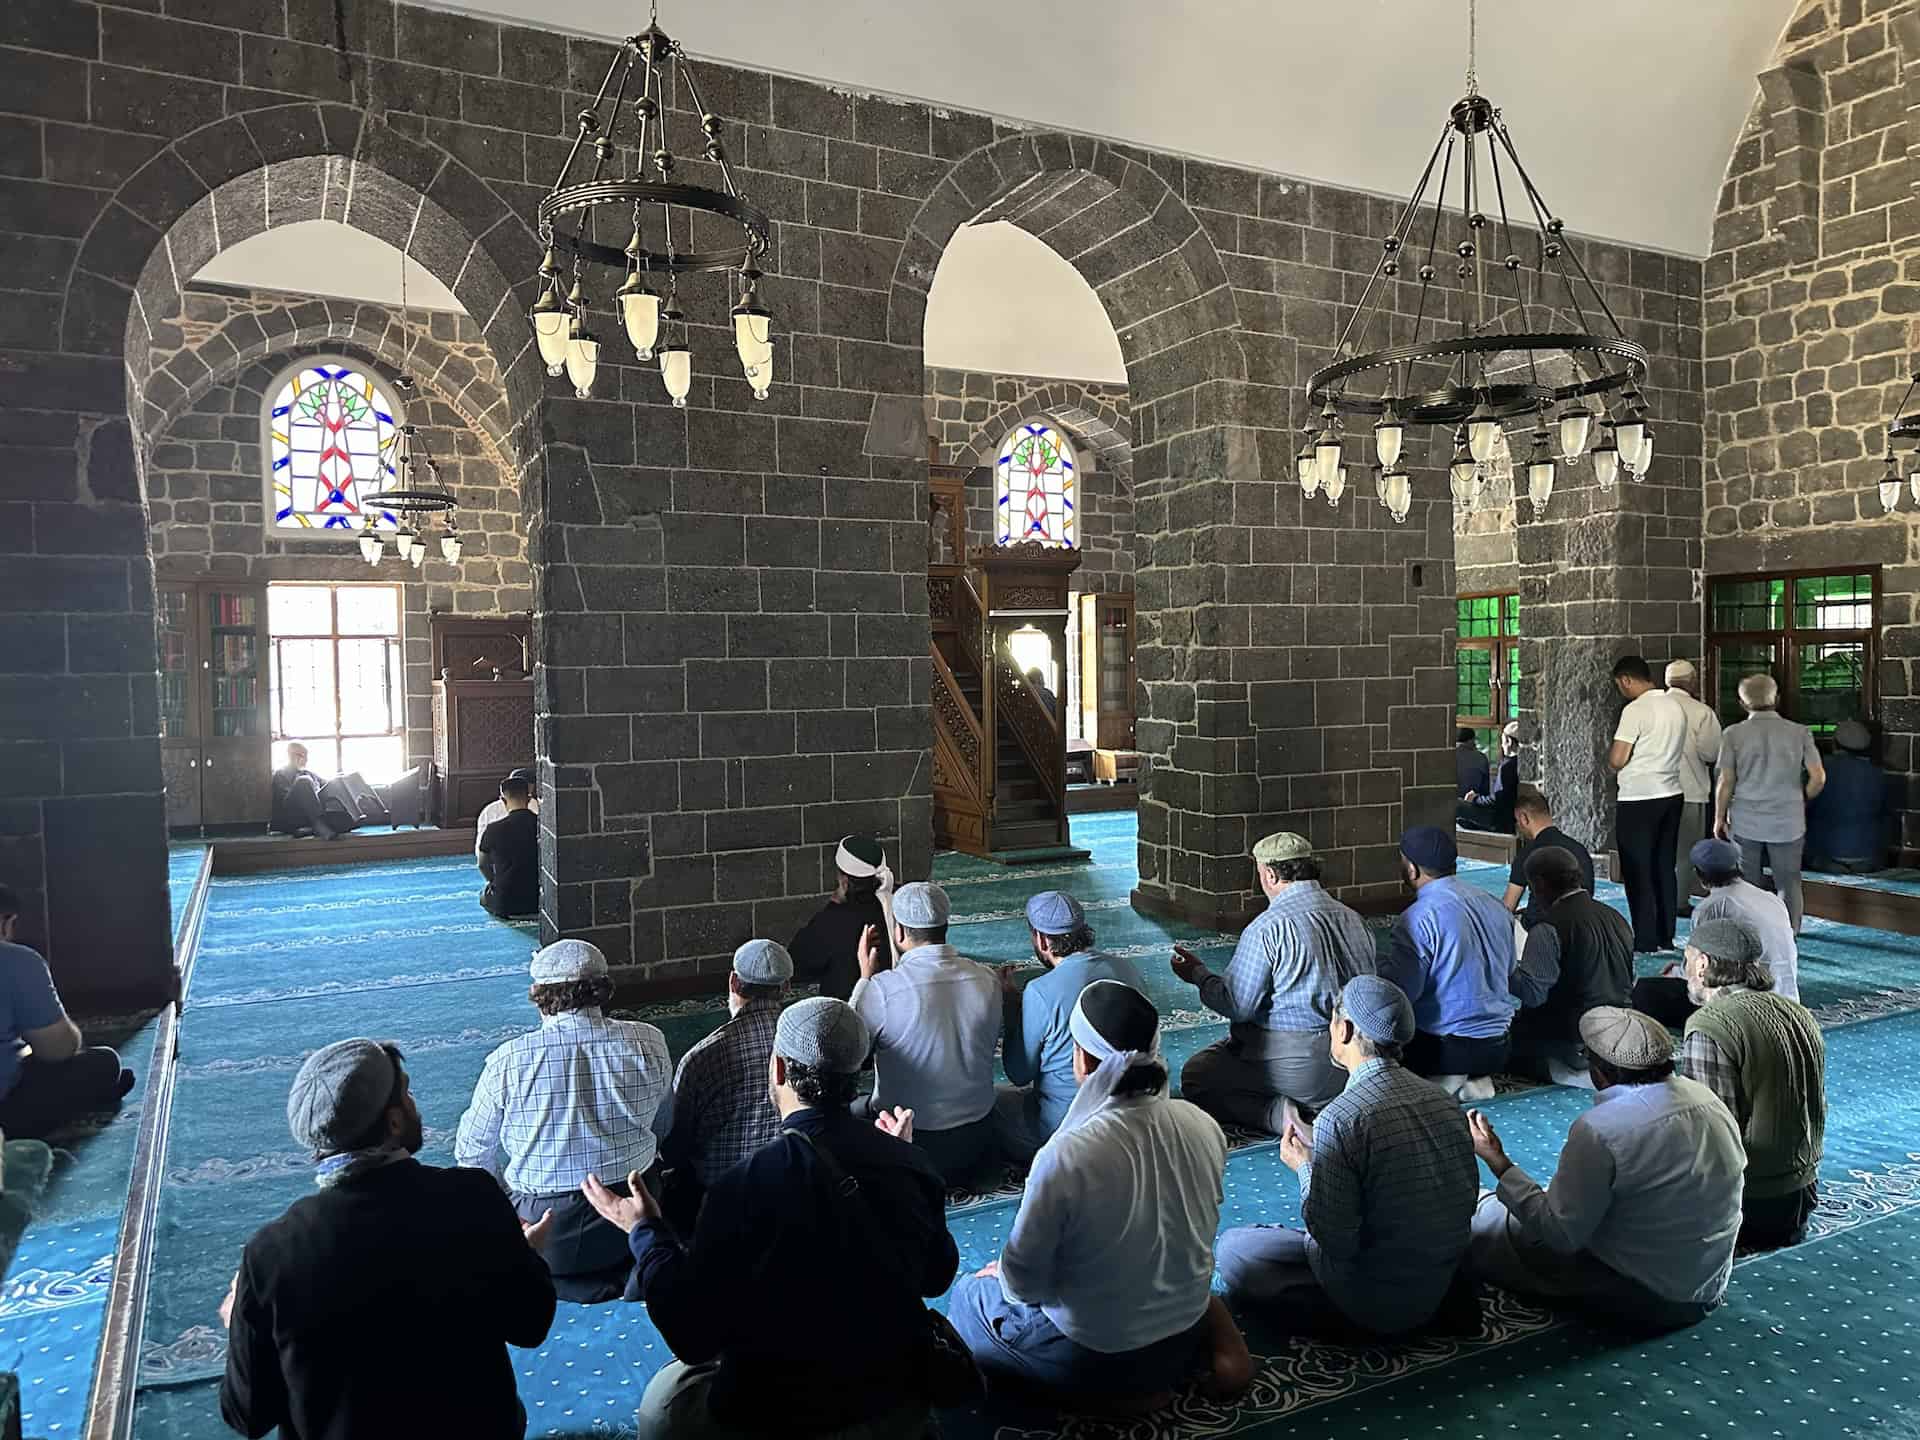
top-left (1450, 451), bottom-right (1476, 487)
top-left (1528, 458), bottom-right (1555, 513)
top-left (1314, 433), bottom-right (1343, 488)
top-left (1557, 407), bottom-right (1592, 459)
top-left (749, 344), bottom-right (775, 401)
top-left (410, 541), bottom-right (426, 568)
top-left (1383, 468), bottom-right (1412, 522)
top-left (1614, 417), bottom-right (1645, 465)
top-left (1881, 478), bottom-right (1903, 514)
top-left (1908, 471), bottom-right (1920, 503)
top-left (734, 310), bottom-right (772, 370)
top-left (359, 532), bottom-right (380, 563)
top-left (565, 334), bottom-right (600, 398)
top-left (660, 345), bottom-right (692, 406)
top-left (1323, 465), bottom-right (1347, 504)
top-left (1297, 450), bottom-right (1320, 496)
top-left (1374, 467), bottom-right (1388, 502)
top-left (441, 535), bottom-right (461, 562)
top-left (1634, 429), bottom-right (1654, 475)
top-left (1450, 469), bottom-right (1475, 505)
top-left (621, 290), bottom-right (661, 359)
top-left (1373, 417), bottom-right (1404, 469)
top-left (532, 306), bottom-right (570, 375)
top-left (1468, 412), bottom-right (1498, 464)
top-left (393, 531), bottom-right (414, 561)
top-left (1591, 439), bottom-right (1620, 487)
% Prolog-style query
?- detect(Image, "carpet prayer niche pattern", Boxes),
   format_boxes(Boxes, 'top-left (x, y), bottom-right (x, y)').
top-left (4, 815), bottom-right (1917, 1438)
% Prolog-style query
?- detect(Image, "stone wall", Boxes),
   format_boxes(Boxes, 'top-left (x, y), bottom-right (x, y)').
top-left (142, 286), bottom-right (530, 772)
top-left (1703, 0), bottom-right (1920, 846)
top-left (924, 365), bottom-right (1133, 594)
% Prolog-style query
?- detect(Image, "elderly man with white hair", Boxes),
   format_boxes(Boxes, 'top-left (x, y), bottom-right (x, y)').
top-left (950, 980), bottom-right (1253, 1411)
top-left (1457, 720), bottom-right (1522, 834)
top-left (1716, 672), bottom-right (1825, 933)
top-left (852, 880), bottom-right (1002, 1185)
top-left (455, 938), bottom-right (673, 1301)
top-left (1662, 660), bottom-right (1723, 914)
top-left (1466, 1006), bottom-right (1745, 1331)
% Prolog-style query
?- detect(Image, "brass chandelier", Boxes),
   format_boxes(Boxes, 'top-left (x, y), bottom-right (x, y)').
top-left (528, 3), bottom-right (774, 405)
top-left (1302, 0), bottom-right (1651, 523)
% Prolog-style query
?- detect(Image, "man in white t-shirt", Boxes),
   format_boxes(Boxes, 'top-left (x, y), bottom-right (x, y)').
top-left (1608, 656), bottom-right (1688, 954)
top-left (1663, 661), bottom-right (1723, 917)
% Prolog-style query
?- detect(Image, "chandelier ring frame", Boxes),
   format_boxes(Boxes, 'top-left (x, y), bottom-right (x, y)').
top-left (538, 180), bottom-right (770, 274)
top-left (1307, 331), bottom-right (1650, 421)
top-left (376, 488), bottom-right (461, 516)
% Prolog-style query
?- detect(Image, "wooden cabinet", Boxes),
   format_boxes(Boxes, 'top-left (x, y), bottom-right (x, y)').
top-left (159, 580), bottom-right (272, 829)
top-left (1077, 592), bottom-right (1136, 753)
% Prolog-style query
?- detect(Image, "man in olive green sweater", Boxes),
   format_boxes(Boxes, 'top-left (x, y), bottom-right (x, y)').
top-left (1679, 918), bottom-right (1826, 1248)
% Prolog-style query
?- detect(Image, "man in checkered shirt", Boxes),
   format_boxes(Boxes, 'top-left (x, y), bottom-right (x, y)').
top-left (455, 938), bottom-right (672, 1302)
top-left (654, 939), bottom-right (793, 1229)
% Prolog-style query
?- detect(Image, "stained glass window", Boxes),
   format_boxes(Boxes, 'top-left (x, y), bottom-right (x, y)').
top-left (996, 421), bottom-right (1077, 548)
top-left (264, 359), bottom-right (404, 532)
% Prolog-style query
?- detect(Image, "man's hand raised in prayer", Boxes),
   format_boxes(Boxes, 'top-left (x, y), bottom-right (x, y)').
top-left (1170, 944), bottom-right (1208, 986)
top-left (874, 1106), bottom-right (915, 1143)
top-left (581, 1170), bottom-right (661, 1233)
top-left (521, 1207), bottom-right (555, 1252)
top-left (1467, 1110), bottom-right (1512, 1179)
top-left (1279, 1116), bottom-right (1312, 1173)
top-left (974, 1259), bottom-right (1000, 1279)
top-left (857, 924), bottom-right (885, 980)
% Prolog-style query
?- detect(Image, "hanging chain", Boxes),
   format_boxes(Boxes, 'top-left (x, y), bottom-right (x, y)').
top-left (1465, 0), bottom-right (1478, 97)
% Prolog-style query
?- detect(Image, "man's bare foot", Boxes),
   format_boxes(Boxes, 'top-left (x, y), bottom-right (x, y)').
top-left (1200, 1295), bottom-right (1255, 1400)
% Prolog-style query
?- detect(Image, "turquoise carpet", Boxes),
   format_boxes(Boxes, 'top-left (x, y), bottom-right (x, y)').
top-left (91, 817), bottom-right (1920, 1437)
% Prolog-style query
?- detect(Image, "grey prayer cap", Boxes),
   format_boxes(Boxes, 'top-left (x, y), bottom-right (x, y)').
top-left (1578, 1006), bottom-right (1675, 1070)
top-left (1340, 975), bottom-right (1415, 1046)
top-left (891, 881), bottom-right (951, 928)
top-left (1687, 917), bottom-right (1761, 966)
top-left (287, 1038), bottom-right (400, 1155)
top-left (733, 938), bottom-right (794, 984)
top-left (1835, 719), bottom-right (1871, 753)
top-left (774, 996), bottom-right (870, 1074)
top-left (1024, 890), bottom-right (1085, 936)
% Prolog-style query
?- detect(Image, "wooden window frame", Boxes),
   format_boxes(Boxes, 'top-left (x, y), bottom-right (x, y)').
top-left (267, 582), bottom-right (406, 758)
top-left (1457, 591), bottom-right (1521, 752)
top-left (1705, 565), bottom-right (1879, 742)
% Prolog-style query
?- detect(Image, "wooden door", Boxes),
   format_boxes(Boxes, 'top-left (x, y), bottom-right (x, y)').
top-left (161, 742), bottom-right (203, 828)
top-left (200, 738), bottom-right (271, 826)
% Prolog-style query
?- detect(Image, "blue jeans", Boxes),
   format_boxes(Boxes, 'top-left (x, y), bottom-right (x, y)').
top-left (946, 1272), bottom-right (1204, 1397)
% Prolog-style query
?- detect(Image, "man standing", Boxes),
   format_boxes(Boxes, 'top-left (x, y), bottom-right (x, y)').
top-left (1174, 832), bottom-right (1376, 1127)
top-left (221, 1039), bottom-right (556, 1438)
top-left (654, 940), bottom-right (793, 1231)
top-left (1633, 838), bottom-right (1799, 1026)
top-left (1465, 1007), bottom-right (1744, 1331)
top-left (950, 982), bottom-right (1252, 1410)
top-left (473, 767), bottom-right (538, 861)
top-left (1457, 721), bottom-right (1521, 835)
top-left (788, 835), bottom-right (893, 1001)
top-left (1607, 656), bottom-right (1690, 953)
top-left (1502, 792), bottom-right (1596, 930)
top-left (0, 885), bottom-right (135, 1139)
top-left (852, 881), bottom-right (1002, 1185)
top-left (589, 997), bottom-right (958, 1440)
top-left (1678, 918), bottom-right (1826, 1249)
top-left (1456, 728), bottom-right (1491, 801)
top-left (1381, 826), bottom-right (1517, 1098)
top-left (1807, 719), bottom-right (1891, 872)
top-left (1717, 673), bottom-right (1826, 933)
top-left (1216, 976), bottom-right (1479, 1339)
top-left (476, 773), bottom-right (539, 919)
top-left (995, 891), bottom-right (1144, 1163)
top-left (1507, 847), bottom-right (1635, 1084)
top-left (455, 940), bottom-right (672, 1302)
top-left (1663, 661), bottom-right (1723, 915)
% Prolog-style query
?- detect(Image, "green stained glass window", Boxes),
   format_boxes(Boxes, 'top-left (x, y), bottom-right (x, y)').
top-left (1792, 573), bottom-right (1873, 631)
top-left (1457, 649), bottom-right (1493, 716)
top-left (1505, 643), bottom-right (1521, 718)
top-left (1797, 640), bottom-right (1866, 737)
top-left (1711, 578), bottom-right (1785, 632)
top-left (1457, 596), bottom-right (1503, 638)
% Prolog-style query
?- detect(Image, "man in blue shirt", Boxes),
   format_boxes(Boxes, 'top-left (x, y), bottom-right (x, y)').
top-left (993, 891), bottom-right (1144, 1164)
top-left (1806, 719), bottom-right (1891, 873)
top-left (0, 885), bottom-right (134, 1139)
top-left (1174, 832), bottom-right (1376, 1128)
top-left (587, 997), bottom-right (958, 1438)
top-left (1380, 827), bottom-right (1518, 1099)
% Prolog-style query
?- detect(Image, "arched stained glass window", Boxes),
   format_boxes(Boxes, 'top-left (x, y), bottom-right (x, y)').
top-left (264, 358), bottom-right (405, 532)
top-left (995, 420), bottom-right (1077, 548)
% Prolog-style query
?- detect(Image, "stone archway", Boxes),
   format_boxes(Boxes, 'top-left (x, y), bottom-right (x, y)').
top-left (889, 131), bottom-right (1265, 924)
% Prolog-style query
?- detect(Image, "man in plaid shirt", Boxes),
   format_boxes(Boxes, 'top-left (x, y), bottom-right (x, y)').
top-left (654, 939), bottom-right (794, 1229)
top-left (455, 939), bottom-right (672, 1302)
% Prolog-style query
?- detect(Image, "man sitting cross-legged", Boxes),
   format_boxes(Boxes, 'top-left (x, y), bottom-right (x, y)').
top-left (993, 890), bottom-right (1144, 1165)
top-left (852, 880), bottom-right (1002, 1186)
top-left (1678, 918), bottom-right (1826, 1250)
top-left (1174, 832), bottom-right (1376, 1129)
top-left (587, 997), bottom-right (959, 1440)
top-left (1215, 975), bottom-right (1480, 1339)
top-left (1634, 837), bottom-right (1798, 1027)
top-left (950, 981), bottom-right (1253, 1413)
top-left (1466, 1006), bottom-right (1745, 1332)
top-left (455, 939), bottom-right (672, 1302)
top-left (653, 939), bottom-right (793, 1232)
top-left (220, 1039), bottom-right (557, 1440)
top-left (1506, 846), bottom-right (1635, 1087)
top-left (1381, 825), bottom-right (1518, 1101)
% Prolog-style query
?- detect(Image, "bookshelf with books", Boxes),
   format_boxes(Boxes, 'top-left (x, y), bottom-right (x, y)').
top-left (161, 581), bottom-right (272, 829)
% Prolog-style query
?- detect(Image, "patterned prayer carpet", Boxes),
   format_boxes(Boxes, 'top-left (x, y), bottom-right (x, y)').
top-left (68, 815), bottom-right (1920, 1438)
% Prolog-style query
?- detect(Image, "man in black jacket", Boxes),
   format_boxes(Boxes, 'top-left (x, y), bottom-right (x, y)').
top-left (1457, 722), bottom-right (1520, 835)
top-left (219, 1037), bottom-right (556, 1440)
top-left (586, 996), bottom-right (958, 1438)
top-left (478, 774), bottom-right (540, 918)
top-left (1507, 847), bottom-right (1634, 1086)
top-left (788, 835), bottom-right (892, 1000)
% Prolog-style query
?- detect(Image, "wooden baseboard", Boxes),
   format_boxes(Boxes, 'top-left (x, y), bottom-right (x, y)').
top-left (210, 827), bottom-right (475, 874)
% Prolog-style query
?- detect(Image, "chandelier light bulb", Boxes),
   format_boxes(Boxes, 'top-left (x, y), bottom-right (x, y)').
top-left (441, 531), bottom-right (462, 563)
top-left (1323, 465), bottom-right (1348, 505)
top-left (618, 281), bottom-right (661, 360)
top-left (1634, 426), bottom-right (1654, 477)
top-left (1296, 441), bottom-right (1320, 497)
top-left (659, 342), bottom-right (692, 408)
top-left (410, 539), bottom-right (427, 568)
top-left (1614, 412), bottom-right (1646, 469)
top-left (1314, 425), bottom-right (1343, 490)
top-left (532, 291), bottom-right (570, 377)
top-left (1374, 466), bottom-right (1388, 502)
top-left (1383, 467), bottom-right (1412, 523)
top-left (1557, 405), bottom-right (1592, 459)
top-left (1591, 431), bottom-right (1620, 488)
top-left (1448, 434), bottom-right (1476, 493)
top-left (1881, 477), bottom-right (1903, 514)
top-left (1467, 400), bottom-right (1499, 465)
top-left (1373, 411), bottom-right (1405, 469)
top-left (748, 343), bottom-right (775, 403)
top-left (1908, 469), bottom-right (1920, 504)
top-left (1450, 467), bottom-right (1475, 507)
top-left (359, 528), bottom-right (381, 564)
top-left (1528, 458), bottom-right (1555, 514)
top-left (565, 323), bottom-right (601, 400)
